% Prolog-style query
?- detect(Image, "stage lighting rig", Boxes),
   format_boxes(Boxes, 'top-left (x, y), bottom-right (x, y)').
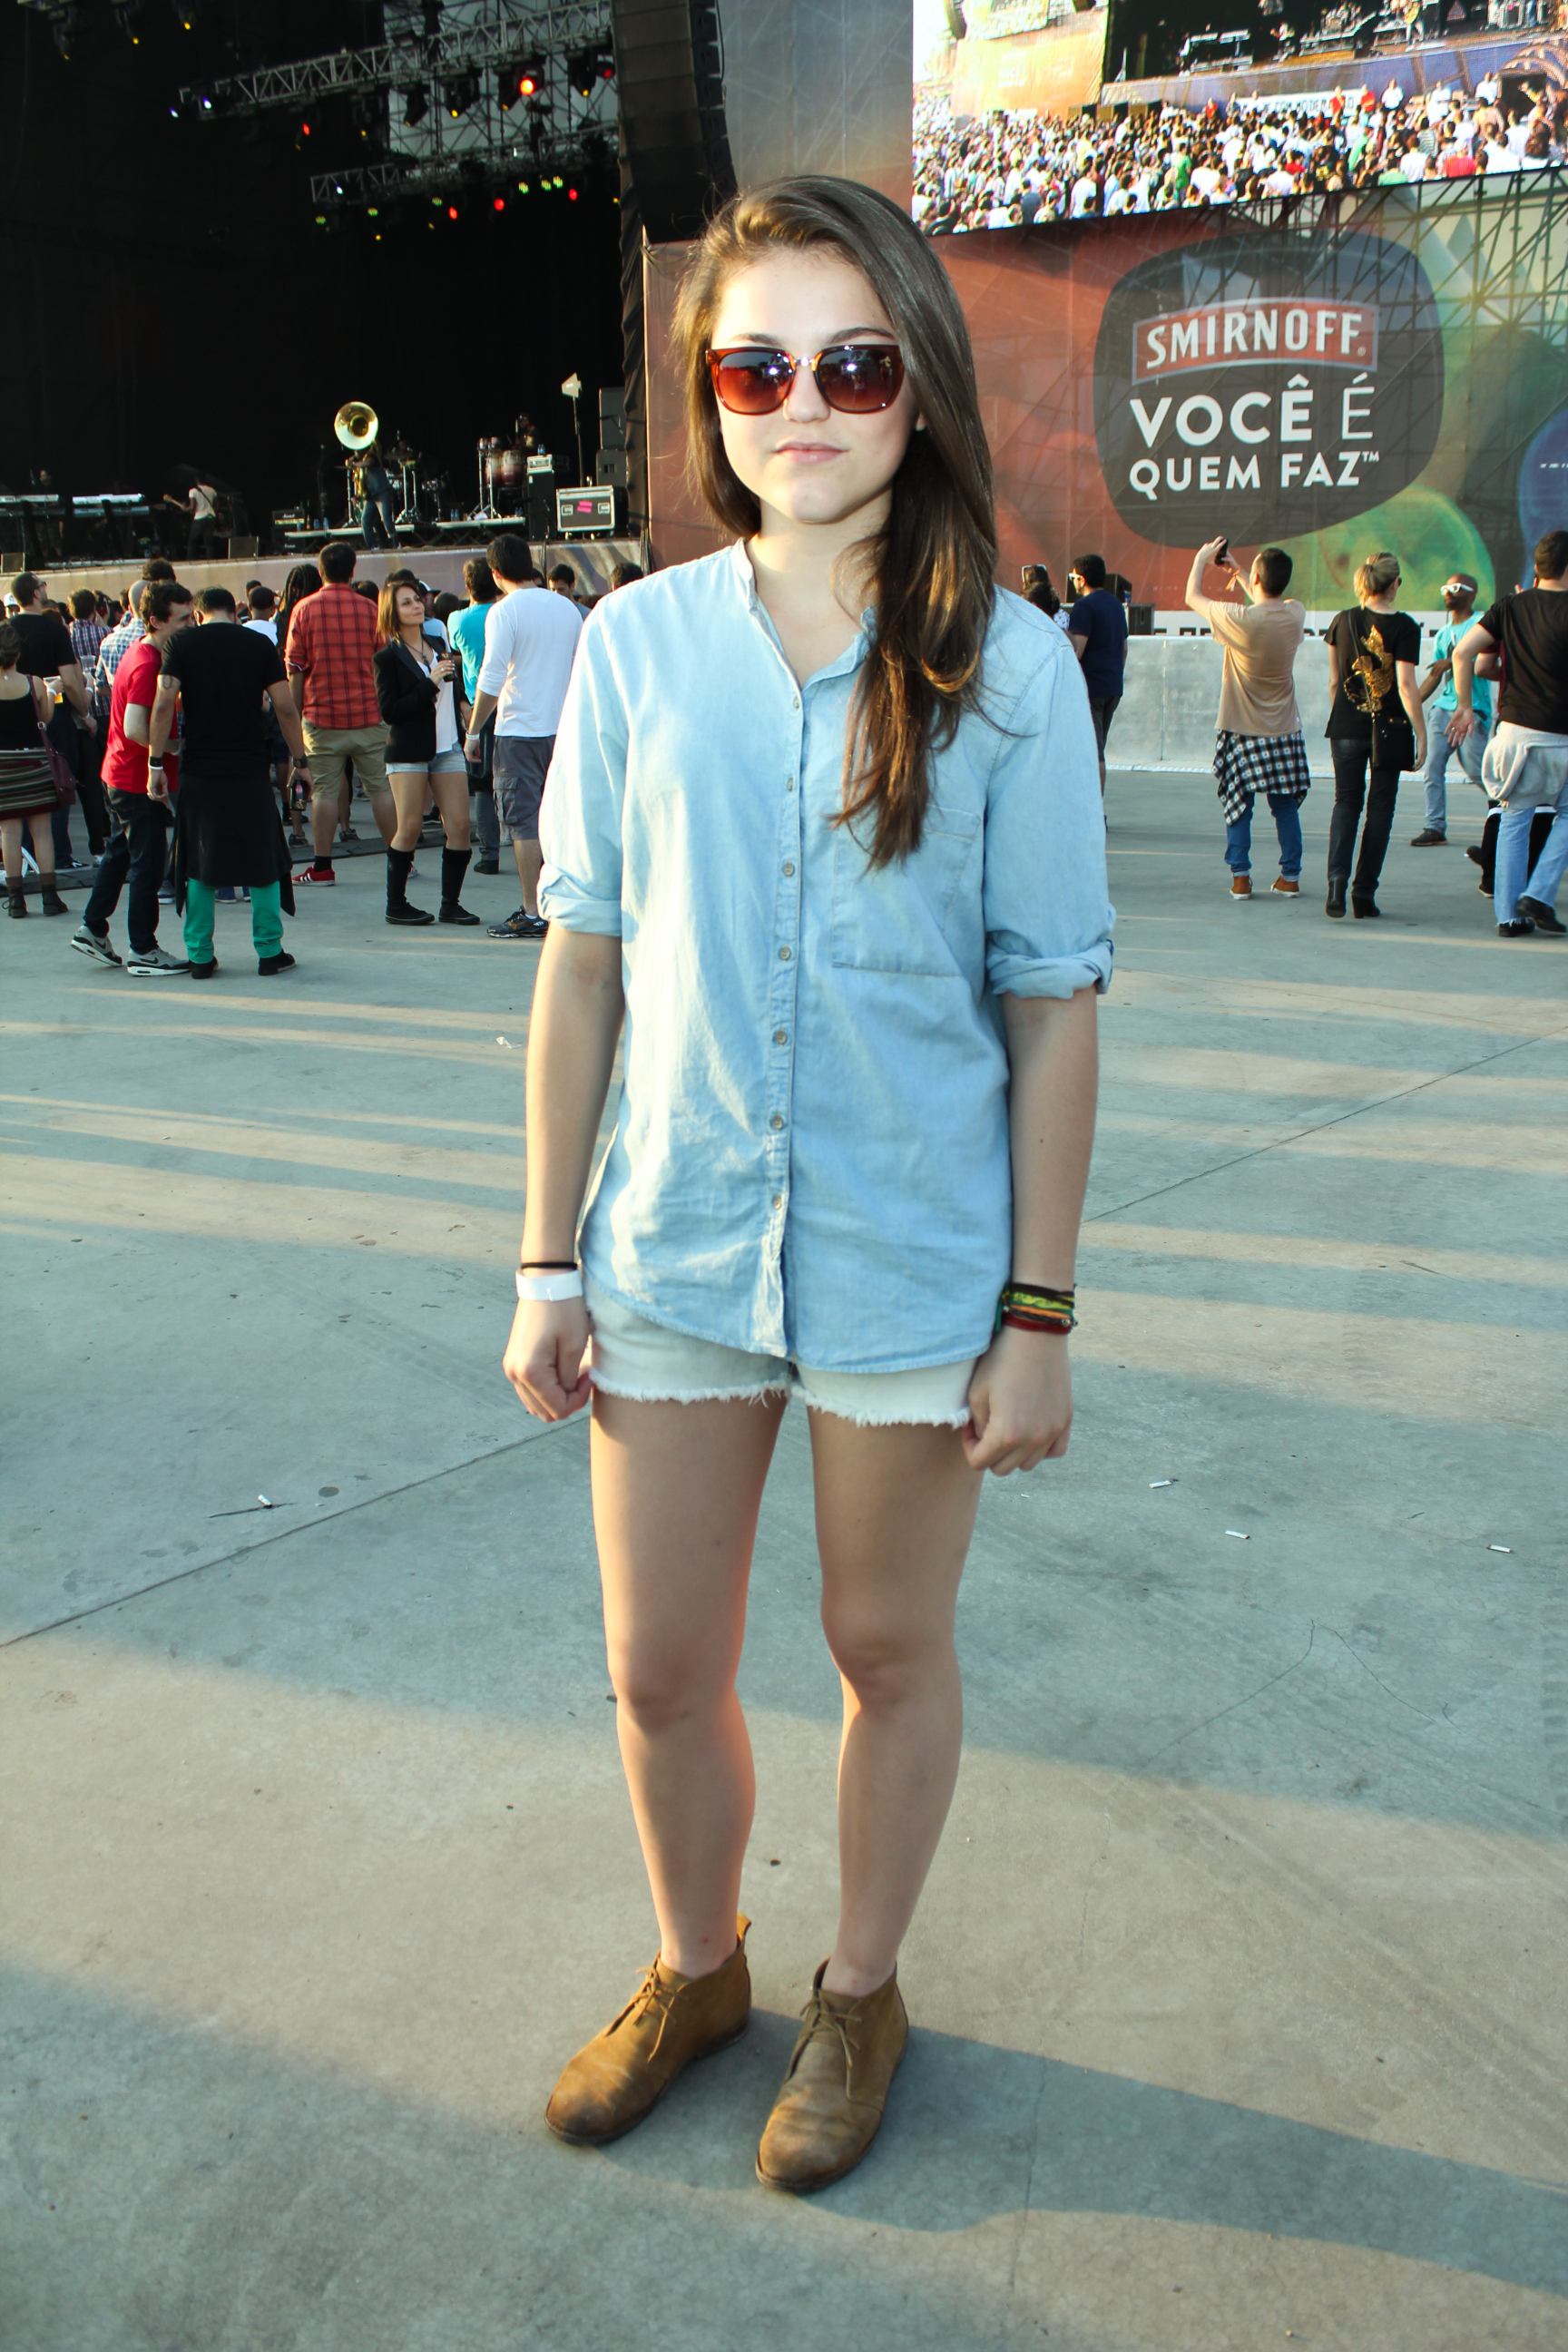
top-left (446, 69), bottom-right (480, 118)
top-left (45, 3), bottom-right (81, 58)
top-left (110, 0), bottom-right (143, 43)
top-left (567, 43), bottom-right (612, 96)
top-left (170, 0), bottom-right (200, 26)
top-left (499, 55), bottom-right (545, 109)
top-left (402, 83), bottom-right (429, 125)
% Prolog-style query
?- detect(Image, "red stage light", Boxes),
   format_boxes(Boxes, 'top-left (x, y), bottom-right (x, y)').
top-left (567, 187), bottom-right (578, 201)
top-left (447, 204), bottom-right (458, 220)
top-left (493, 196), bottom-right (505, 211)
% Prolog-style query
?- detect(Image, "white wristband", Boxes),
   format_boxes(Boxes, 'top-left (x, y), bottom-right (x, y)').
top-left (515, 1268), bottom-right (583, 1303)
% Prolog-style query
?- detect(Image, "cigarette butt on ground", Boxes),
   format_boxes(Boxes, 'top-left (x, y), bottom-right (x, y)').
top-left (1226, 1529), bottom-right (1249, 1540)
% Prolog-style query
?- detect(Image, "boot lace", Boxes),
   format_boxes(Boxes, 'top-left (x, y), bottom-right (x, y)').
top-left (611, 1964), bottom-right (683, 2062)
top-left (789, 1988), bottom-right (859, 2090)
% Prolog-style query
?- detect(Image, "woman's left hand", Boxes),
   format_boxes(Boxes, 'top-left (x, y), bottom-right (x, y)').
top-left (960, 1324), bottom-right (1073, 1475)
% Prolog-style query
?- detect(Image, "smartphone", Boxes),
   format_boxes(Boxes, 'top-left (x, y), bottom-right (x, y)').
top-left (1214, 535), bottom-right (1230, 565)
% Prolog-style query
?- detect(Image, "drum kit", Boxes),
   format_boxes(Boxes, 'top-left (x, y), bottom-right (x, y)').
top-left (471, 417), bottom-right (543, 521)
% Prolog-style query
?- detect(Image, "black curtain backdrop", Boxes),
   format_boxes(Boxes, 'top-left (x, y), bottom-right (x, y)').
top-left (0, 0), bottom-right (624, 538)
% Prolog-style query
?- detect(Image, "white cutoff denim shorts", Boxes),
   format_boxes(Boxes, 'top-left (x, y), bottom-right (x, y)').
top-left (585, 1278), bottom-right (976, 1428)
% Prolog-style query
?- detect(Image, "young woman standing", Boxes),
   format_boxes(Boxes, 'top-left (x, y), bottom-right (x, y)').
top-left (0, 623), bottom-right (64, 916)
top-left (502, 176), bottom-right (1112, 2193)
top-left (372, 580), bottom-right (475, 927)
top-left (1324, 550), bottom-right (1426, 917)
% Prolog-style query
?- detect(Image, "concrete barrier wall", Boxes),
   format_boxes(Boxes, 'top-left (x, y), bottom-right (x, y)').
top-left (1107, 635), bottom-right (1334, 776)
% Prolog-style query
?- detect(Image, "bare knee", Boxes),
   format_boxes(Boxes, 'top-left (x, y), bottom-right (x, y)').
top-left (821, 1607), bottom-right (955, 1712)
top-left (608, 1645), bottom-right (733, 1737)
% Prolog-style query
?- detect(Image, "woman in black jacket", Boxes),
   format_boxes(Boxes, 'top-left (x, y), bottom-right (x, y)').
top-left (1323, 550), bottom-right (1427, 919)
top-left (373, 580), bottom-right (477, 927)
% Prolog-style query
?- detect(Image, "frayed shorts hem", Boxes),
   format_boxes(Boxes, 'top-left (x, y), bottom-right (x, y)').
top-left (584, 1279), bottom-right (975, 1428)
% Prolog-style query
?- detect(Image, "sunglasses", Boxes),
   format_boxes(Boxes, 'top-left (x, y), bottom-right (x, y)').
top-left (707, 342), bottom-right (906, 416)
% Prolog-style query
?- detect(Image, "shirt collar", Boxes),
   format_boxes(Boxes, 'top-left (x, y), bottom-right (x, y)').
top-left (728, 538), bottom-right (875, 680)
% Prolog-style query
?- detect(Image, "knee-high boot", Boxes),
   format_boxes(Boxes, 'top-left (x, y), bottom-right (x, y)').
top-left (438, 846), bottom-right (478, 926)
top-left (386, 844), bottom-right (433, 926)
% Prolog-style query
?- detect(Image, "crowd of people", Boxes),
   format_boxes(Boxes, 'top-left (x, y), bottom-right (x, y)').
top-left (913, 71), bottom-right (1568, 230)
top-left (0, 541), bottom-right (643, 973)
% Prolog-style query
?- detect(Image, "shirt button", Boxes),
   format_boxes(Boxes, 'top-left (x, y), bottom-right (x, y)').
top-left (772, 1193), bottom-right (783, 1210)
top-left (779, 945), bottom-right (791, 961)
top-left (786, 777), bottom-right (795, 792)
top-left (773, 1028), bottom-right (787, 1044)
top-left (769, 1113), bottom-right (784, 1131)
top-left (792, 694), bottom-right (800, 709)
top-left (782, 861), bottom-right (795, 877)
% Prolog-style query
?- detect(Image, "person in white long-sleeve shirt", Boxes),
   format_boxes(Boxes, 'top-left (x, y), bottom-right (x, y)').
top-left (463, 532), bottom-right (582, 942)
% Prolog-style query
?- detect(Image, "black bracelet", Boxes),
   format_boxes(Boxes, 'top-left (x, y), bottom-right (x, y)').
top-left (519, 1259), bottom-right (577, 1271)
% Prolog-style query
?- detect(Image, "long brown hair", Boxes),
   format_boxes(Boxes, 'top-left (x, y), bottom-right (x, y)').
top-left (376, 578), bottom-right (426, 649)
top-left (674, 176), bottom-right (997, 867)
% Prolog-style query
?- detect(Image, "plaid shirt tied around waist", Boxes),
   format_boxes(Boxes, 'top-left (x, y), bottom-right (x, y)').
top-left (283, 583), bottom-right (381, 730)
top-left (1214, 729), bottom-right (1312, 825)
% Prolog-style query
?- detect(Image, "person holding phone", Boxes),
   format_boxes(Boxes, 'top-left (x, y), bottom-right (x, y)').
top-left (1185, 535), bottom-right (1310, 900)
top-left (372, 581), bottom-right (476, 926)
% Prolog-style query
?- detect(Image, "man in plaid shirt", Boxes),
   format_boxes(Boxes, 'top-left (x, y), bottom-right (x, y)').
top-left (284, 538), bottom-right (393, 884)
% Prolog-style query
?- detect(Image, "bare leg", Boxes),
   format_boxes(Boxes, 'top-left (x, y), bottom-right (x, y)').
top-left (808, 1414), bottom-right (982, 1997)
top-left (590, 1390), bottom-right (786, 1980)
top-left (309, 785), bottom-right (341, 864)
top-left (512, 836), bottom-right (544, 916)
top-left (366, 788), bottom-right (397, 849)
top-left (3, 815), bottom-right (55, 882)
top-left (389, 774), bottom-right (428, 853)
top-left (431, 769), bottom-right (471, 851)
top-left (338, 775), bottom-right (353, 838)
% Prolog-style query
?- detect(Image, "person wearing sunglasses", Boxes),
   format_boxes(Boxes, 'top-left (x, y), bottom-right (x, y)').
top-left (502, 176), bottom-right (1111, 2194)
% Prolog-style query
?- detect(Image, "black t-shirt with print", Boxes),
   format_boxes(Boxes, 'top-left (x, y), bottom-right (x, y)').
top-left (1326, 607), bottom-right (1421, 740)
top-left (161, 622), bottom-right (286, 778)
top-left (1478, 587), bottom-right (1568, 733)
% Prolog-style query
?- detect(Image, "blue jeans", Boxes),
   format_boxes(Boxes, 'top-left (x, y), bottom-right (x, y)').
top-left (1226, 793), bottom-right (1302, 878)
top-left (83, 789), bottom-right (172, 956)
top-left (1422, 713), bottom-right (1487, 834)
top-left (1495, 782), bottom-right (1568, 922)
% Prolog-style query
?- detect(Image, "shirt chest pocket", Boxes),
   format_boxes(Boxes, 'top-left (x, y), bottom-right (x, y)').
top-left (829, 799), bottom-right (981, 977)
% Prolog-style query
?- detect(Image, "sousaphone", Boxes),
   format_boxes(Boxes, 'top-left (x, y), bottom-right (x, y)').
top-left (334, 400), bottom-right (378, 451)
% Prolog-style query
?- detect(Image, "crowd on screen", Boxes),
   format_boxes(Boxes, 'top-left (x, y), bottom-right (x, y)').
top-left (913, 71), bottom-right (1568, 230)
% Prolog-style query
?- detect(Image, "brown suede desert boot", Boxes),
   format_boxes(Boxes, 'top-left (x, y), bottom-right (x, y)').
top-left (755, 1960), bottom-right (907, 2194)
top-left (544, 1916), bottom-right (750, 2146)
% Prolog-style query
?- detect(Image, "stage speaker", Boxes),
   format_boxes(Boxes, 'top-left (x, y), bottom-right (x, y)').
top-left (526, 475), bottom-right (556, 539)
top-left (596, 448), bottom-right (630, 489)
top-left (610, 1), bottom-right (735, 243)
top-left (225, 535), bottom-right (259, 559)
top-left (600, 387), bottom-right (626, 425)
top-left (1127, 603), bottom-right (1154, 636)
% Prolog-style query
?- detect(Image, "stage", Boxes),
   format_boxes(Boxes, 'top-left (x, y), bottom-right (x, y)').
top-left (24, 538), bottom-right (651, 607)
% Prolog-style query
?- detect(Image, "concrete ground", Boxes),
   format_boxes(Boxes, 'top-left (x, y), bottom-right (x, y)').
top-left (3, 774), bottom-right (1565, 2352)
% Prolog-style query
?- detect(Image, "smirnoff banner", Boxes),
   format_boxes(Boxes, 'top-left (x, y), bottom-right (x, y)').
top-left (643, 179), bottom-right (1568, 610)
top-left (1094, 228), bottom-right (1444, 550)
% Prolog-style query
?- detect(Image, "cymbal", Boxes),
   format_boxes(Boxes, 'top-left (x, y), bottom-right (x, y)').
top-left (390, 444), bottom-right (417, 464)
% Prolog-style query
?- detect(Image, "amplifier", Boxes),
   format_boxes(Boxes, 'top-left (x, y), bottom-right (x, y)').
top-left (595, 448), bottom-right (629, 489)
top-left (526, 454), bottom-right (555, 475)
top-left (556, 485), bottom-right (616, 538)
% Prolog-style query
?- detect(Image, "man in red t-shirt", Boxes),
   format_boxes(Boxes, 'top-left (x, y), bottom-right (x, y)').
top-left (74, 582), bottom-right (195, 974)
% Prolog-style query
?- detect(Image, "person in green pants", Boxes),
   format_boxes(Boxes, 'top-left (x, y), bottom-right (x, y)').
top-left (147, 586), bottom-right (304, 977)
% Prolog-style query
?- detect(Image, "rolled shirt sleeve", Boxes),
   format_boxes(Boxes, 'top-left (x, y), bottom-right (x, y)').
top-left (538, 612), bottom-right (626, 936)
top-left (983, 622), bottom-right (1115, 1000)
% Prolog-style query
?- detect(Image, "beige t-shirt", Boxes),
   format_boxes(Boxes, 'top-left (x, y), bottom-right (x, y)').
top-left (1208, 598), bottom-right (1306, 737)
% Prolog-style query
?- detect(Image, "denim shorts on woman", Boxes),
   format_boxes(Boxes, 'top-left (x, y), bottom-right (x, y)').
top-left (585, 1279), bottom-right (975, 1428)
top-left (387, 749), bottom-right (469, 778)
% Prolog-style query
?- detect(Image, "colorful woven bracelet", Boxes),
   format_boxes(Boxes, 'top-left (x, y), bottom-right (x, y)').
top-left (997, 1280), bottom-right (1076, 1335)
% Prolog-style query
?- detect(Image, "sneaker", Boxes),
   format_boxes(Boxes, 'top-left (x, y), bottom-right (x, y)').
top-left (1517, 895), bottom-right (1566, 935)
top-left (1409, 828), bottom-right (1446, 847)
top-left (1465, 844), bottom-right (1485, 868)
top-left (387, 903), bottom-right (435, 927)
top-left (1229, 874), bottom-right (1251, 899)
top-left (189, 958), bottom-right (220, 979)
top-left (258, 950), bottom-right (297, 975)
top-left (338, 825), bottom-right (360, 843)
top-left (487, 906), bottom-right (548, 940)
top-left (473, 857), bottom-right (500, 876)
top-left (1497, 917), bottom-right (1535, 938)
top-left (157, 884), bottom-right (174, 906)
top-left (295, 864), bottom-right (335, 885)
top-left (125, 943), bottom-right (190, 975)
top-left (438, 902), bottom-right (482, 926)
top-left (1270, 877), bottom-right (1299, 897)
top-left (72, 923), bottom-right (122, 965)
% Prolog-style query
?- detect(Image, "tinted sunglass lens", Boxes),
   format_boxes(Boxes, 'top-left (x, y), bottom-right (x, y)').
top-left (711, 351), bottom-right (794, 413)
top-left (817, 346), bottom-right (904, 412)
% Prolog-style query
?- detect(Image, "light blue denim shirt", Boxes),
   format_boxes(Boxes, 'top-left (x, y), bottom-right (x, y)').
top-left (539, 541), bottom-right (1114, 1373)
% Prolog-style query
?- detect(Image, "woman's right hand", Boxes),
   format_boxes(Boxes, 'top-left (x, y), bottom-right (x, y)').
top-left (503, 1297), bottom-right (592, 1421)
